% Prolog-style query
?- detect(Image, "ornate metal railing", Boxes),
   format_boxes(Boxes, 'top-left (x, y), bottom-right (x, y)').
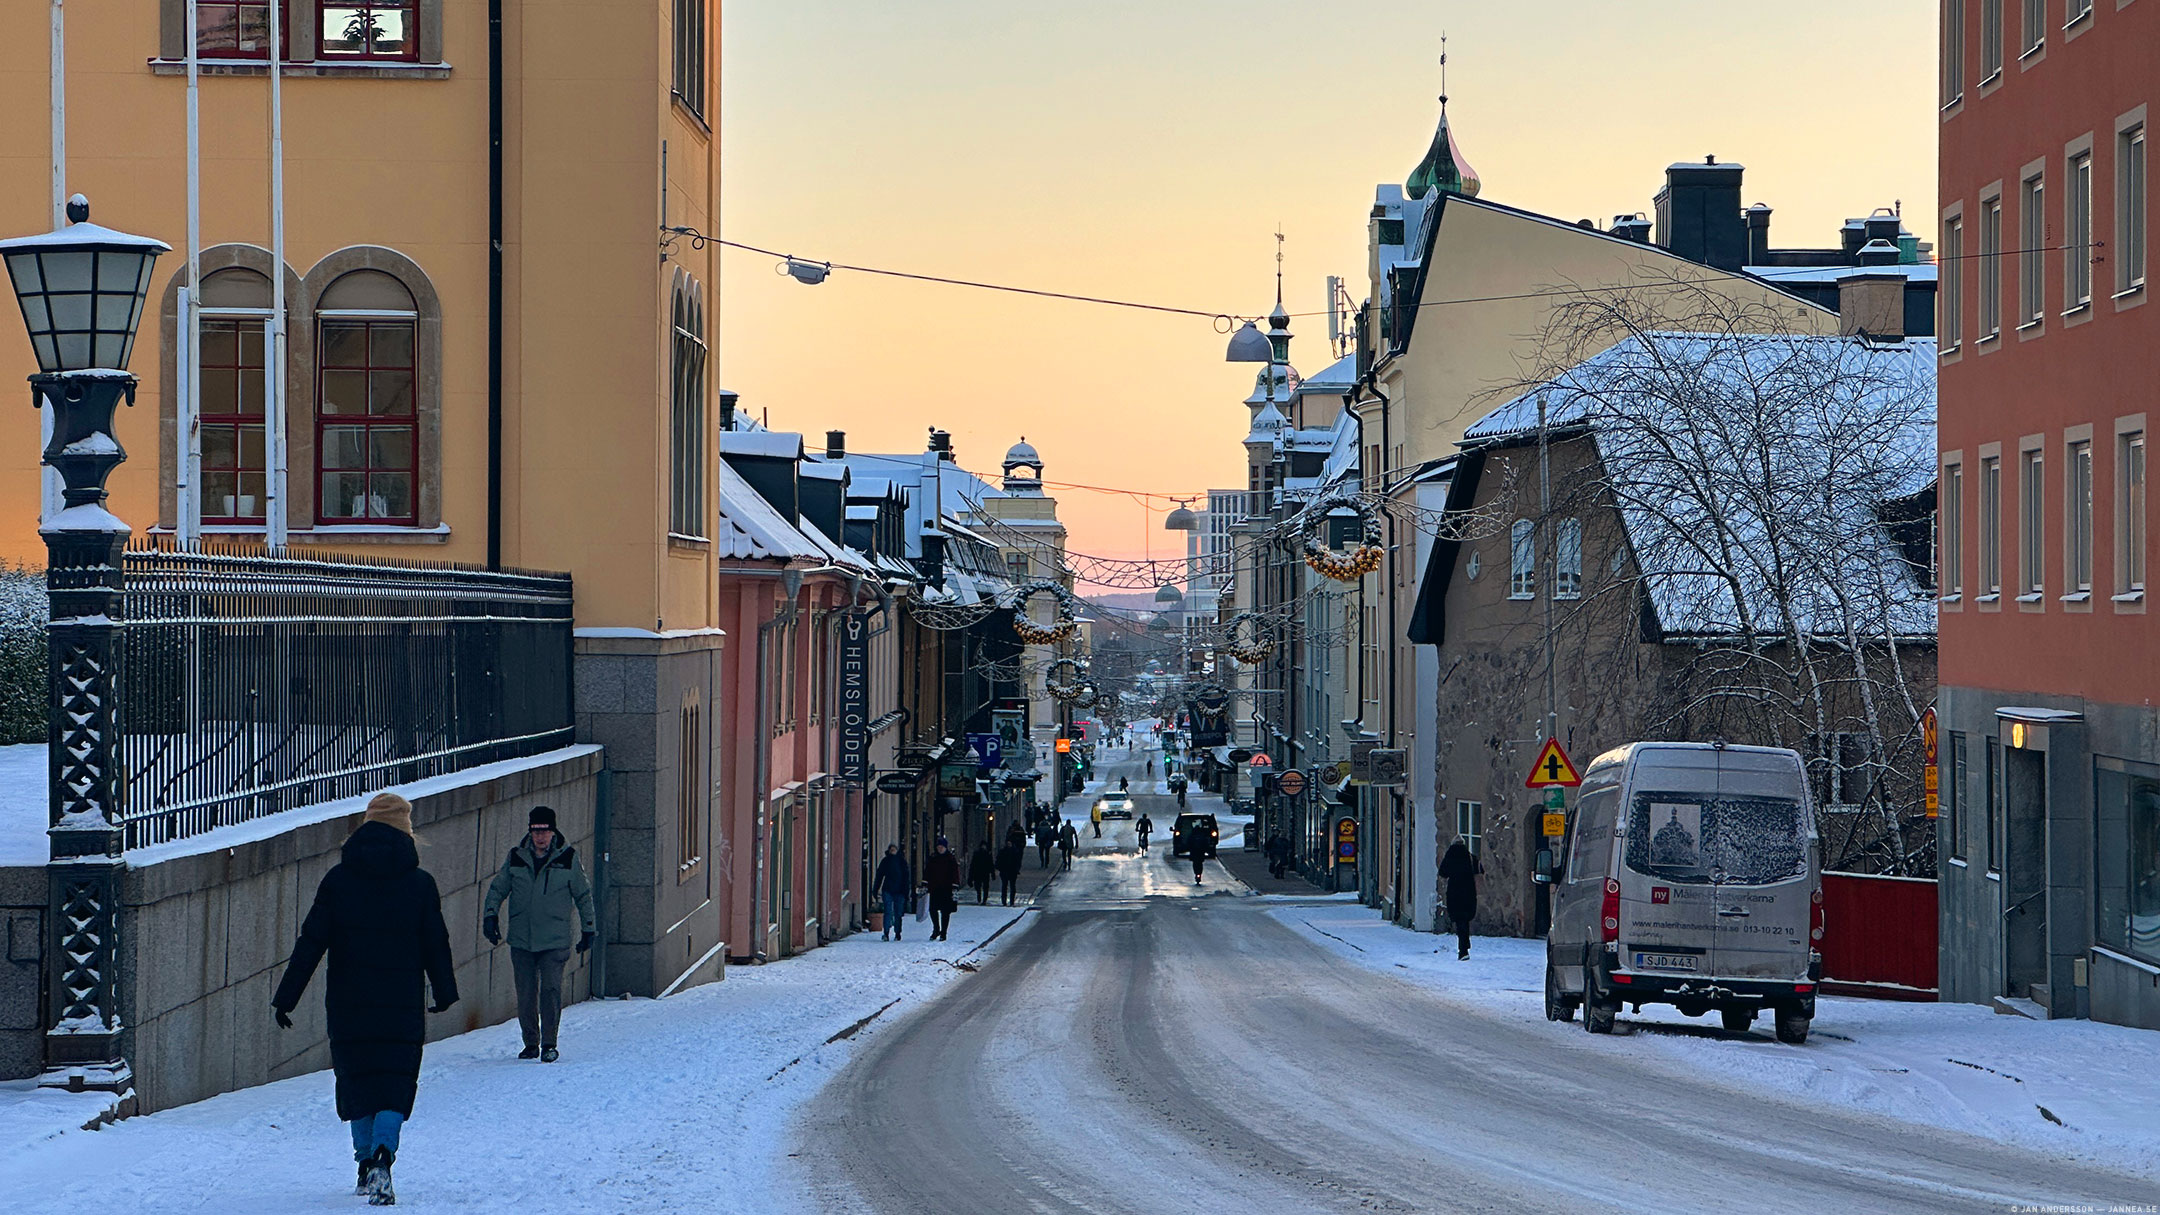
top-left (116, 545), bottom-right (574, 850)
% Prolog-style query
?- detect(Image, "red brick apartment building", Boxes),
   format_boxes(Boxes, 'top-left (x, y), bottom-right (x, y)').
top-left (1936, 0), bottom-right (2157, 1027)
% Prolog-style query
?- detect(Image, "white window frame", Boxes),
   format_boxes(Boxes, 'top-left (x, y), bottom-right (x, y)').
top-left (2065, 436), bottom-right (2094, 598)
top-left (2020, 445), bottom-right (2046, 600)
top-left (2066, 148), bottom-right (2094, 311)
top-left (1981, 453), bottom-right (2004, 598)
top-left (2020, 172), bottom-right (2046, 328)
top-left (1456, 799), bottom-right (1484, 856)
top-left (1942, 213), bottom-right (1965, 350)
top-left (1980, 195), bottom-right (2003, 338)
top-left (1942, 461), bottom-right (1965, 598)
top-left (2119, 123), bottom-right (2147, 297)
top-left (1508, 518), bottom-right (1536, 599)
top-left (1554, 517), bottom-right (1583, 600)
top-left (2119, 427), bottom-right (2146, 598)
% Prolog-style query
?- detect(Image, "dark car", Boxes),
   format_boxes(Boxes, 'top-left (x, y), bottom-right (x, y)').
top-left (1171, 812), bottom-right (1219, 859)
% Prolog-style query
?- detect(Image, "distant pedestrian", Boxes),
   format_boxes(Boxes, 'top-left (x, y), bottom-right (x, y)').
top-left (1266, 832), bottom-right (1292, 879)
top-left (481, 805), bottom-right (595, 1064)
top-left (1035, 822), bottom-right (1055, 868)
top-left (1091, 801), bottom-right (1104, 838)
top-left (873, 844), bottom-right (912, 941)
top-left (996, 835), bottom-right (1025, 906)
top-left (1189, 820), bottom-right (1214, 883)
top-left (968, 840), bottom-right (995, 905)
top-left (1146, 760), bottom-right (1154, 778)
top-left (925, 840), bottom-right (961, 941)
top-left (1439, 840), bottom-right (1483, 959)
top-left (1058, 820), bottom-right (1077, 870)
top-left (272, 793), bottom-right (457, 1207)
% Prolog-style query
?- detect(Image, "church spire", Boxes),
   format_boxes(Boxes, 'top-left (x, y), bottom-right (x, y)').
top-left (1407, 34), bottom-right (1481, 200)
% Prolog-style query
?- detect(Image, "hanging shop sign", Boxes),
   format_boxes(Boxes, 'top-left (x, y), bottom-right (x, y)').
top-left (837, 611), bottom-right (871, 784)
top-left (965, 732), bottom-right (1003, 769)
top-left (1055, 737), bottom-right (1073, 754)
top-left (875, 771), bottom-right (921, 795)
top-left (1350, 739), bottom-right (1377, 784)
top-left (1228, 748), bottom-right (1253, 764)
top-left (1368, 749), bottom-right (1407, 788)
top-left (1276, 768), bottom-right (1308, 798)
top-left (1921, 706), bottom-right (1940, 818)
top-left (938, 763), bottom-right (981, 799)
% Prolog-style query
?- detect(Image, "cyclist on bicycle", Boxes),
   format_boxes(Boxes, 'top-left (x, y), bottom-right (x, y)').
top-left (1136, 813), bottom-right (1153, 853)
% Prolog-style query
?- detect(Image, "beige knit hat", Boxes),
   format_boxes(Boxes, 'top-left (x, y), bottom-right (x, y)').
top-left (362, 792), bottom-right (415, 837)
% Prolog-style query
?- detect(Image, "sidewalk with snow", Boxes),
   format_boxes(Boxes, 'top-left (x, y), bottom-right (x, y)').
top-left (0, 907), bottom-right (1040, 1214)
top-left (1274, 902), bottom-right (2160, 1183)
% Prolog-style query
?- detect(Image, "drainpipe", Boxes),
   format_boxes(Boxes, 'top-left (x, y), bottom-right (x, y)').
top-left (590, 767), bottom-right (613, 996)
top-left (485, 0), bottom-right (504, 569)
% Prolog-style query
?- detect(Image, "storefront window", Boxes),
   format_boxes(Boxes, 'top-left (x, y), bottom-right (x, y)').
top-left (2095, 757), bottom-right (2160, 963)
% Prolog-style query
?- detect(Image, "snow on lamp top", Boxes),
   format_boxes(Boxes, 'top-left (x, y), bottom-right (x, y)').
top-left (0, 196), bottom-right (171, 374)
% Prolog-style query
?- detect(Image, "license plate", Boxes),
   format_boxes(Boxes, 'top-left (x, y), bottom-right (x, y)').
top-left (1634, 952), bottom-right (1700, 972)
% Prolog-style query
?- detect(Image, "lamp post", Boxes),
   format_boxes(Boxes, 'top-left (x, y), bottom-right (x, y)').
top-left (0, 195), bottom-right (168, 1096)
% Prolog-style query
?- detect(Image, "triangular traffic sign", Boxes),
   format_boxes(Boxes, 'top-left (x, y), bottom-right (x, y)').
top-left (1523, 738), bottom-right (1581, 788)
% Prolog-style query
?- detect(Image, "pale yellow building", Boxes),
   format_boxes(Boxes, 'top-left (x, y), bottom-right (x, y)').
top-left (0, 0), bottom-right (730, 995)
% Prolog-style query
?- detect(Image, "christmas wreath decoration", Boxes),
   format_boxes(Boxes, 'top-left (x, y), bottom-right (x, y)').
top-left (1011, 579), bottom-right (1079, 645)
top-left (1302, 493), bottom-right (1384, 583)
top-left (1045, 658), bottom-right (1094, 703)
top-left (1222, 612), bottom-right (1276, 665)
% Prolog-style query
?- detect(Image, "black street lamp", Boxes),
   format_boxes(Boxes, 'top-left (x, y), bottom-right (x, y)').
top-left (0, 195), bottom-right (168, 1097)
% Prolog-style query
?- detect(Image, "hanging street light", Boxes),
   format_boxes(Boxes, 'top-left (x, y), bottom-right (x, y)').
top-left (0, 194), bottom-right (168, 1096)
top-left (1224, 319), bottom-right (1271, 362)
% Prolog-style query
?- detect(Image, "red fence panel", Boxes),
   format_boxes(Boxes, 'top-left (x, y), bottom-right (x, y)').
top-left (1818, 871), bottom-right (1938, 1000)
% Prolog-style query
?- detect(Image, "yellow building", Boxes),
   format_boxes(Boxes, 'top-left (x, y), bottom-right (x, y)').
top-left (0, 0), bottom-right (729, 996)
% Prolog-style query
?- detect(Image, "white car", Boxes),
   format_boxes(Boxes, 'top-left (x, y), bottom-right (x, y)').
top-left (1094, 796), bottom-right (1135, 820)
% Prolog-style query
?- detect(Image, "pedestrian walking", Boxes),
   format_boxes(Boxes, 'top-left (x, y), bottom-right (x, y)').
top-left (1266, 832), bottom-right (1292, 879)
top-left (1439, 840), bottom-right (1484, 959)
top-left (968, 840), bottom-right (995, 905)
top-left (480, 805), bottom-right (595, 1064)
top-left (271, 793), bottom-right (457, 1207)
top-left (1188, 820), bottom-right (1213, 883)
top-left (996, 834), bottom-right (1025, 906)
top-left (1091, 801), bottom-right (1104, 838)
top-left (872, 844), bottom-right (912, 941)
top-left (1058, 820), bottom-right (1077, 870)
top-left (1136, 812), bottom-right (1153, 853)
top-left (1035, 821), bottom-right (1055, 869)
top-left (924, 840), bottom-right (961, 940)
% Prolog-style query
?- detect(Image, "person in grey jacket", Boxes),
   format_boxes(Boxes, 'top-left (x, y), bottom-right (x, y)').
top-left (482, 806), bottom-right (595, 1062)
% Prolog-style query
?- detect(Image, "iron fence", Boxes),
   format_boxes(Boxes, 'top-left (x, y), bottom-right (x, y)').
top-left (117, 545), bottom-right (575, 849)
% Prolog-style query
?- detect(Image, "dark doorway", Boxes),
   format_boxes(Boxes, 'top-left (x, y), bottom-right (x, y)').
top-left (2002, 747), bottom-right (2048, 999)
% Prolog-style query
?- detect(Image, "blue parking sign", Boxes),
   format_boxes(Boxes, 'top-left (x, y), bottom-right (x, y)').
top-left (966, 732), bottom-right (1003, 769)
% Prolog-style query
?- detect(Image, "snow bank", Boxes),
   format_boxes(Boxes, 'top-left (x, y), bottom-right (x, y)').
top-left (1273, 904), bottom-right (2160, 1182)
top-left (0, 909), bottom-right (1039, 1213)
top-left (0, 744), bottom-right (48, 867)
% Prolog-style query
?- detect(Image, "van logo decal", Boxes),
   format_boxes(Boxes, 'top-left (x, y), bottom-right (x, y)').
top-left (1651, 887), bottom-right (1671, 904)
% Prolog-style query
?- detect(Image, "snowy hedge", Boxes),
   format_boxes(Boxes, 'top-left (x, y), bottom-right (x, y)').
top-left (0, 567), bottom-right (45, 744)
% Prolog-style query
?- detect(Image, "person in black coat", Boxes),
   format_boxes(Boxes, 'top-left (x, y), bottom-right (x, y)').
top-left (995, 835), bottom-right (1025, 906)
top-left (1035, 821), bottom-right (1055, 868)
top-left (924, 840), bottom-right (962, 940)
top-left (272, 793), bottom-right (458, 1205)
top-left (967, 840), bottom-right (996, 906)
top-left (872, 844), bottom-right (912, 941)
top-left (1266, 832), bottom-right (1293, 879)
top-left (1439, 839), bottom-right (1484, 960)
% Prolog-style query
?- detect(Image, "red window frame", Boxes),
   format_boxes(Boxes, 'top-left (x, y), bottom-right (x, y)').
top-left (194, 1), bottom-right (286, 60)
top-left (315, 318), bottom-right (418, 525)
top-left (199, 319), bottom-right (269, 524)
top-left (318, 1), bottom-right (420, 61)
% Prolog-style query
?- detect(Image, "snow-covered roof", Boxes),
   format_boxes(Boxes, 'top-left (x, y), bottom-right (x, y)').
top-left (719, 431), bottom-right (804, 459)
top-left (1745, 263), bottom-right (1937, 285)
top-left (1466, 331), bottom-right (1938, 639)
top-left (800, 462), bottom-right (849, 483)
top-left (1295, 353), bottom-right (1359, 394)
top-left (717, 461), bottom-right (824, 562)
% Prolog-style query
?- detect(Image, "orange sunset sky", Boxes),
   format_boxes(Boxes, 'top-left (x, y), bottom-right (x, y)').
top-left (719, 2), bottom-right (1938, 571)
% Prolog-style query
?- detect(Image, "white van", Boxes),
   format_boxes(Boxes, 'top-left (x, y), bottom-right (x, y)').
top-left (1541, 742), bottom-right (1823, 1043)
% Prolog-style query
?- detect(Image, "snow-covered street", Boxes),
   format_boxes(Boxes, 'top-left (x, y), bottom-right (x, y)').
top-left (0, 906), bottom-right (1038, 1214)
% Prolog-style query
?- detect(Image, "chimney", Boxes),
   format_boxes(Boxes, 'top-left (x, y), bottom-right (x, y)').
top-left (1862, 209), bottom-right (1902, 251)
top-left (1745, 203), bottom-right (1772, 265)
top-left (1838, 271), bottom-right (1906, 340)
top-left (825, 429), bottom-right (846, 459)
top-left (928, 428), bottom-right (954, 462)
top-left (1610, 215), bottom-right (1653, 244)
top-left (1857, 238), bottom-right (1901, 267)
top-left (1653, 158), bottom-right (1747, 271)
top-left (719, 389), bottom-right (740, 432)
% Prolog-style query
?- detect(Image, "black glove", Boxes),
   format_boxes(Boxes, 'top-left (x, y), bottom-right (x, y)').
top-left (273, 1006), bottom-right (293, 1029)
top-left (577, 930), bottom-right (594, 955)
top-left (482, 914), bottom-right (500, 946)
top-left (428, 998), bottom-right (455, 1014)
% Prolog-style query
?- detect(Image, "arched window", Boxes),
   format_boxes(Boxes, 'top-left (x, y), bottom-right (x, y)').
top-left (197, 268), bottom-right (274, 523)
top-left (315, 269), bottom-right (418, 524)
top-left (1509, 518), bottom-right (1537, 599)
top-left (670, 271), bottom-right (709, 539)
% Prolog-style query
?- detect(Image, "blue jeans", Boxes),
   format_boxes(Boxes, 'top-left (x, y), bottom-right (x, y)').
top-left (350, 1110), bottom-right (404, 1162)
top-left (882, 892), bottom-right (906, 934)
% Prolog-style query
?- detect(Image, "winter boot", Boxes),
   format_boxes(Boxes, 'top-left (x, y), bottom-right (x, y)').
top-left (364, 1146), bottom-right (396, 1205)
top-left (541, 1046), bottom-right (559, 1063)
top-left (518, 1044), bottom-right (540, 1060)
top-left (355, 1158), bottom-right (371, 1196)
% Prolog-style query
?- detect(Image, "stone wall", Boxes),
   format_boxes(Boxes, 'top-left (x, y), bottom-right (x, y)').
top-left (0, 864), bottom-right (42, 1080)
top-left (117, 746), bottom-right (604, 1114)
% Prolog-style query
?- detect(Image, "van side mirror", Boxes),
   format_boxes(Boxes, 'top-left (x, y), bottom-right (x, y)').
top-left (1534, 847), bottom-right (1556, 884)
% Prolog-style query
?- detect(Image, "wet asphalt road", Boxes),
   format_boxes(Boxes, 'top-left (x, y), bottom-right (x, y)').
top-left (800, 746), bottom-right (2151, 1214)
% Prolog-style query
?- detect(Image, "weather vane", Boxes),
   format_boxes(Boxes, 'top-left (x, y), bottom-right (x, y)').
top-left (1439, 31), bottom-right (1449, 107)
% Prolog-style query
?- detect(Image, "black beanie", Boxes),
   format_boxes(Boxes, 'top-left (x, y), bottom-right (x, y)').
top-left (529, 805), bottom-right (558, 829)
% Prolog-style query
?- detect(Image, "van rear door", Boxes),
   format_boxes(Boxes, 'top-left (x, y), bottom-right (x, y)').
top-left (1620, 790), bottom-right (1722, 977)
top-left (1707, 757), bottom-right (1814, 980)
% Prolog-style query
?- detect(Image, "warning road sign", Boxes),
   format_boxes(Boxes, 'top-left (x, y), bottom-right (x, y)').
top-left (1523, 738), bottom-right (1581, 789)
